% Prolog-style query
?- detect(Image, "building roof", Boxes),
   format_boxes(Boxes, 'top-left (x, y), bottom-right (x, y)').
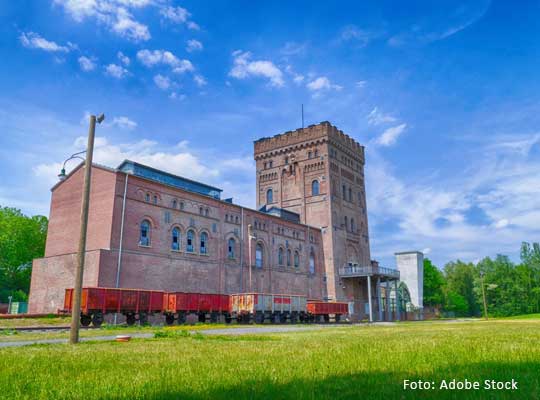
top-left (117, 160), bottom-right (222, 200)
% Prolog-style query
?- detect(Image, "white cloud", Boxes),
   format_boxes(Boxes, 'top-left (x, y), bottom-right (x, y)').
top-left (153, 74), bottom-right (171, 90)
top-left (367, 107), bottom-right (397, 125)
top-left (306, 76), bottom-right (342, 91)
top-left (137, 49), bottom-right (194, 73)
top-left (356, 80), bottom-right (367, 88)
top-left (340, 25), bottom-right (372, 47)
top-left (280, 41), bottom-right (307, 56)
top-left (194, 74), bottom-right (207, 87)
top-left (78, 56), bottom-right (96, 71)
top-left (375, 123), bottom-right (407, 146)
top-left (104, 63), bottom-right (129, 79)
top-left (54, 0), bottom-right (151, 42)
top-left (111, 116), bottom-right (137, 130)
top-left (19, 31), bottom-right (73, 52)
top-left (494, 219), bottom-right (509, 229)
top-left (186, 39), bottom-right (203, 52)
top-left (229, 51), bottom-right (284, 87)
top-left (159, 5), bottom-right (199, 29)
top-left (187, 21), bottom-right (200, 30)
top-left (117, 51), bottom-right (130, 65)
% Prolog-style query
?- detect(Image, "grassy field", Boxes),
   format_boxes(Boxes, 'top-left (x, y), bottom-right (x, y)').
top-left (1, 320), bottom-right (539, 399)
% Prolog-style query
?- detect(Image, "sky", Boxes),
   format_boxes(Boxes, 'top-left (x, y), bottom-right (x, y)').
top-left (0, 0), bottom-right (539, 268)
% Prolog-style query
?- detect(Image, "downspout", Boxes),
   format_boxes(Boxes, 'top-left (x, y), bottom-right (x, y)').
top-left (240, 207), bottom-right (244, 292)
top-left (115, 173), bottom-right (129, 289)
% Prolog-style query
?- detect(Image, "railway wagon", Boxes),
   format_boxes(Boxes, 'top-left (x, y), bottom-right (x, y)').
top-left (230, 293), bottom-right (307, 324)
top-left (64, 287), bottom-right (164, 327)
top-left (163, 292), bottom-right (231, 324)
top-left (307, 300), bottom-right (348, 322)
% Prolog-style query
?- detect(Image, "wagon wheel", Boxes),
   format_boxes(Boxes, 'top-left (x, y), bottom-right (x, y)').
top-left (255, 312), bottom-right (264, 324)
top-left (178, 312), bottom-right (186, 324)
top-left (139, 313), bottom-right (148, 326)
top-left (165, 314), bottom-right (175, 326)
top-left (92, 312), bottom-right (104, 328)
top-left (224, 315), bottom-right (232, 324)
top-left (126, 314), bottom-right (136, 326)
top-left (323, 314), bottom-right (330, 323)
top-left (335, 314), bottom-right (341, 323)
top-left (280, 313), bottom-right (288, 324)
top-left (210, 312), bottom-right (219, 323)
top-left (80, 314), bottom-right (92, 327)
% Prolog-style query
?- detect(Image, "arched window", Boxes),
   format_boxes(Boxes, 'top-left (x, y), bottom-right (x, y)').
top-left (186, 230), bottom-right (195, 252)
top-left (172, 227), bottom-right (180, 250)
top-left (350, 218), bottom-right (355, 232)
top-left (287, 249), bottom-right (291, 266)
top-left (172, 199), bottom-right (177, 209)
top-left (309, 250), bottom-right (315, 274)
top-left (266, 188), bottom-right (273, 204)
top-left (228, 238), bottom-right (235, 259)
top-left (344, 216), bottom-right (348, 231)
top-left (348, 187), bottom-right (352, 202)
top-left (140, 220), bottom-right (150, 246)
top-left (312, 180), bottom-right (320, 196)
top-left (255, 243), bottom-right (263, 268)
top-left (180, 202), bottom-right (184, 210)
top-left (342, 185), bottom-right (347, 200)
top-left (199, 207), bottom-right (203, 215)
top-left (200, 232), bottom-right (208, 254)
top-left (145, 193), bottom-right (150, 202)
top-left (153, 195), bottom-right (158, 204)
top-left (294, 251), bottom-right (300, 268)
top-left (278, 247), bottom-right (284, 265)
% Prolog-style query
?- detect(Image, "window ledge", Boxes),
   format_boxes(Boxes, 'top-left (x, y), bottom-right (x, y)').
top-left (200, 253), bottom-right (209, 257)
top-left (171, 249), bottom-right (182, 253)
top-left (138, 244), bottom-right (151, 248)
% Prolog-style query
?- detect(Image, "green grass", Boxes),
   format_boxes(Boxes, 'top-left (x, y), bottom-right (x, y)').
top-left (0, 315), bottom-right (71, 328)
top-left (1, 320), bottom-right (539, 399)
top-left (504, 313), bottom-right (540, 320)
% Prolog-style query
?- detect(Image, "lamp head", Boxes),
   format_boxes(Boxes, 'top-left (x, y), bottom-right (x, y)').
top-left (58, 168), bottom-right (67, 181)
top-left (96, 113), bottom-right (105, 124)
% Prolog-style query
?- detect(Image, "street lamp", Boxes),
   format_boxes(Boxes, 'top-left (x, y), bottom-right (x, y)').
top-left (58, 150), bottom-right (87, 181)
top-left (69, 113), bottom-right (104, 344)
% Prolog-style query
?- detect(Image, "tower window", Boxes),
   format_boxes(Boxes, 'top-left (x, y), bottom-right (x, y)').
top-left (172, 199), bottom-right (177, 209)
top-left (344, 216), bottom-right (348, 231)
top-left (228, 238), bottom-right (235, 259)
top-left (278, 247), bottom-right (284, 265)
top-left (145, 193), bottom-right (150, 202)
top-left (308, 151), bottom-right (312, 159)
top-left (350, 218), bottom-right (355, 232)
top-left (172, 227), bottom-right (180, 251)
top-left (342, 185), bottom-right (347, 200)
top-left (266, 188), bottom-right (273, 204)
top-left (139, 220), bottom-right (151, 246)
top-left (285, 156), bottom-right (289, 165)
top-left (294, 251), bottom-right (300, 268)
top-left (186, 230), bottom-right (195, 253)
top-left (348, 187), bottom-right (352, 202)
top-left (287, 249), bottom-right (291, 267)
top-left (312, 180), bottom-right (320, 196)
top-left (269, 160), bottom-right (273, 168)
top-left (153, 195), bottom-right (158, 204)
top-left (309, 250), bottom-right (315, 274)
top-left (200, 232), bottom-right (208, 254)
top-left (255, 244), bottom-right (263, 268)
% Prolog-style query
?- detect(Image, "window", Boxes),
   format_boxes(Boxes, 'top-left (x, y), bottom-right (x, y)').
top-left (349, 187), bottom-right (352, 202)
top-left (344, 216), bottom-right (348, 231)
top-left (278, 247), bottom-right (284, 265)
top-left (180, 202), bottom-right (184, 210)
top-left (308, 151), bottom-right (312, 159)
top-left (351, 218), bottom-right (355, 232)
top-left (312, 180), bottom-right (320, 196)
top-left (285, 156), bottom-right (289, 165)
top-left (205, 208), bottom-right (209, 217)
top-left (172, 227), bottom-right (180, 251)
top-left (255, 244), bottom-right (263, 268)
top-left (140, 220), bottom-right (150, 246)
top-left (294, 251), bottom-right (299, 268)
top-left (153, 195), bottom-right (158, 204)
top-left (263, 162), bottom-right (267, 169)
top-left (342, 185), bottom-right (346, 200)
top-left (225, 214), bottom-right (229, 222)
top-left (186, 230), bottom-right (195, 252)
top-left (287, 249), bottom-right (291, 266)
top-left (200, 232), bottom-right (208, 254)
top-left (266, 188), bottom-right (273, 204)
top-left (235, 216), bottom-right (239, 224)
top-left (309, 251), bottom-right (315, 274)
top-left (315, 150), bottom-right (318, 157)
top-left (199, 207), bottom-right (203, 215)
top-left (228, 238), bottom-right (235, 259)
top-left (172, 199), bottom-right (177, 209)
top-left (269, 160), bottom-right (273, 168)
top-left (145, 193), bottom-right (150, 202)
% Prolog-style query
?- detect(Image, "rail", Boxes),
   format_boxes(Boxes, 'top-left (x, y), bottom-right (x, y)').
top-left (339, 265), bottom-right (400, 279)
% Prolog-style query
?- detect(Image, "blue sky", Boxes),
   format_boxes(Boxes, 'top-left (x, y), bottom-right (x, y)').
top-left (1, 0), bottom-right (539, 268)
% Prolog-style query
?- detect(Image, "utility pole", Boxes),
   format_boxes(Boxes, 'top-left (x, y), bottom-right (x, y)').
top-left (69, 113), bottom-right (104, 344)
top-left (480, 271), bottom-right (488, 320)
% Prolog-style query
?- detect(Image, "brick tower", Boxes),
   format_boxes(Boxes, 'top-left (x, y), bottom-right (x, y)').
top-left (254, 121), bottom-right (371, 303)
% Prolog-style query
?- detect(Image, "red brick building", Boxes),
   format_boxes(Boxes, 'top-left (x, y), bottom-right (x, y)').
top-left (29, 121), bottom-right (400, 320)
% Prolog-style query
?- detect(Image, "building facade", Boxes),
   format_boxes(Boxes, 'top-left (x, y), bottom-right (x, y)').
top-left (29, 121), bottom-right (401, 320)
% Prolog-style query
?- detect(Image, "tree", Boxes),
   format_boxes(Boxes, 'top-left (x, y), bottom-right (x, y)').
top-left (445, 291), bottom-right (468, 316)
top-left (423, 258), bottom-right (445, 307)
top-left (0, 207), bottom-right (48, 302)
top-left (443, 260), bottom-right (480, 317)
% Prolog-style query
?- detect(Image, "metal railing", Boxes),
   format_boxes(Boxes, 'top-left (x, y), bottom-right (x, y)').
top-left (339, 265), bottom-right (400, 279)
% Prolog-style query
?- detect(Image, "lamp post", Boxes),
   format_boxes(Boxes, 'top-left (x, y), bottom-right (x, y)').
top-left (480, 271), bottom-right (488, 320)
top-left (69, 113), bottom-right (104, 344)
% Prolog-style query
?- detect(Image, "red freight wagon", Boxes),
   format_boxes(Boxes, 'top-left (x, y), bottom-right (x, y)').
top-left (64, 287), bottom-right (164, 327)
top-left (230, 293), bottom-right (308, 324)
top-left (307, 300), bottom-right (348, 322)
top-left (163, 292), bottom-right (231, 324)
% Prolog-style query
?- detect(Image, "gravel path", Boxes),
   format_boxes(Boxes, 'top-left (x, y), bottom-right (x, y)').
top-left (0, 324), bottom-right (352, 348)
